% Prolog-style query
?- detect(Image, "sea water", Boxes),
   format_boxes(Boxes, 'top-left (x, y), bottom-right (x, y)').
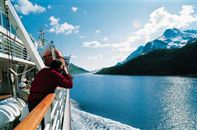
top-left (71, 74), bottom-right (197, 130)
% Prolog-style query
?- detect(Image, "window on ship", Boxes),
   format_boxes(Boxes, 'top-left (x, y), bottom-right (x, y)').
top-left (0, 10), bottom-right (17, 36)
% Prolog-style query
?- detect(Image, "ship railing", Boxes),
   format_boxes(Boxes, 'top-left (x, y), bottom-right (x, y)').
top-left (14, 87), bottom-right (71, 130)
top-left (0, 32), bottom-right (32, 61)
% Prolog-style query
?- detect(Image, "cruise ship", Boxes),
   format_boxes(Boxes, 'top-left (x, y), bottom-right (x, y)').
top-left (0, 0), bottom-right (71, 130)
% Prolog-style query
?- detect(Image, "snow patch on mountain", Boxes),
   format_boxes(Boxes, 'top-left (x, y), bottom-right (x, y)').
top-left (120, 28), bottom-right (197, 64)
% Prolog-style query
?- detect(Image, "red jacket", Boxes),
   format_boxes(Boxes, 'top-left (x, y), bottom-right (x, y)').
top-left (28, 68), bottom-right (73, 102)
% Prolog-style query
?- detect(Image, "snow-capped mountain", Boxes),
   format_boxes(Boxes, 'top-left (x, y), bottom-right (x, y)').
top-left (121, 28), bottom-right (197, 64)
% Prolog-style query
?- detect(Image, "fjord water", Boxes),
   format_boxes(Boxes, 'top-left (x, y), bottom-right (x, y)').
top-left (71, 74), bottom-right (197, 130)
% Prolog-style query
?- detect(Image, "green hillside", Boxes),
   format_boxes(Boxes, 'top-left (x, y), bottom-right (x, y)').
top-left (69, 63), bottom-right (89, 74)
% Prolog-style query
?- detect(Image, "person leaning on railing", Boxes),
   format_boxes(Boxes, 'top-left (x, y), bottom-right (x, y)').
top-left (27, 59), bottom-right (73, 129)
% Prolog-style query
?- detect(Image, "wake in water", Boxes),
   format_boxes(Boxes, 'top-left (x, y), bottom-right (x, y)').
top-left (71, 99), bottom-right (139, 130)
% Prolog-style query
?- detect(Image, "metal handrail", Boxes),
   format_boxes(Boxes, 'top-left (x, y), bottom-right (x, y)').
top-left (0, 29), bottom-right (23, 46)
top-left (0, 38), bottom-right (32, 61)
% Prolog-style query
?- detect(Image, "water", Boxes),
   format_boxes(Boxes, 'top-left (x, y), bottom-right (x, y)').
top-left (71, 74), bottom-right (197, 130)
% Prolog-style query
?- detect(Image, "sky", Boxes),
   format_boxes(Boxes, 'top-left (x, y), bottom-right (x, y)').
top-left (12, 0), bottom-right (197, 71)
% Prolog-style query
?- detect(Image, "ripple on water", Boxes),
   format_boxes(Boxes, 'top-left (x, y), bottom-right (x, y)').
top-left (158, 77), bottom-right (197, 130)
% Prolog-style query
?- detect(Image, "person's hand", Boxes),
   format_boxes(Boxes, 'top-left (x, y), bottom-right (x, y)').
top-left (63, 66), bottom-right (69, 74)
top-left (64, 64), bottom-right (68, 69)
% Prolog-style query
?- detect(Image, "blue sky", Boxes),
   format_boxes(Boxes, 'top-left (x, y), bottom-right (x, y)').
top-left (12, 0), bottom-right (197, 71)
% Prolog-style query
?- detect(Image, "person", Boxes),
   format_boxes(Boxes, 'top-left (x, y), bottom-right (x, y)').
top-left (27, 59), bottom-right (73, 128)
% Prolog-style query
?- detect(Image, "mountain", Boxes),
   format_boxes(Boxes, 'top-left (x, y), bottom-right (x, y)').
top-left (121, 28), bottom-right (197, 64)
top-left (69, 63), bottom-right (89, 74)
top-left (97, 40), bottom-right (197, 76)
top-left (120, 46), bottom-right (144, 65)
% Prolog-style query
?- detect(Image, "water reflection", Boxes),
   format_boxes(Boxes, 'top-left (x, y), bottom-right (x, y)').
top-left (158, 77), bottom-right (197, 130)
top-left (72, 75), bottom-right (197, 129)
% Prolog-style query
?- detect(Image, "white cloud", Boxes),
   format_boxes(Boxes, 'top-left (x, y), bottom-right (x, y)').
top-left (103, 37), bottom-right (108, 41)
top-left (95, 30), bottom-right (101, 33)
top-left (87, 54), bottom-right (103, 60)
top-left (111, 42), bottom-right (136, 52)
top-left (127, 5), bottom-right (197, 44)
top-left (49, 16), bottom-right (79, 35)
top-left (14, 0), bottom-right (46, 15)
top-left (71, 55), bottom-right (77, 58)
top-left (83, 41), bottom-right (110, 48)
top-left (132, 20), bottom-right (142, 29)
top-left (83, 40), bottom-right (135, 52)
top-left (71, 6), bottom-right (78, 13)
top-left (47, 5), bottom-right (52, 9)
top-left (49, 16), bottom-right (59, 26)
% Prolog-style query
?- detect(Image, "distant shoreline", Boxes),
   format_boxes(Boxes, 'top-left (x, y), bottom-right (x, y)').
top-left (95, 73), bottom-right (197, 78)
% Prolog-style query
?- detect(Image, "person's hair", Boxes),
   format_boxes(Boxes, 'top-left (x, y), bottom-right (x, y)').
top-left (50, 59), bottom-right (63, 69)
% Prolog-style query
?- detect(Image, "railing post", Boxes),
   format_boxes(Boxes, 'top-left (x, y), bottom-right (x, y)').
top-left (44, 106), bottom-right (52, 130)
top-left (63, 89), bottom-right (71, 130)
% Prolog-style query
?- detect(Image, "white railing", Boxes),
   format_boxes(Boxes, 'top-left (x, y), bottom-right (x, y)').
top-left (63, 89), bottom-right (71, 130)
top-left (14, 87), bottom-right (71, 130)
top-left (45, 88), bottom-right (68, 130)
top-left (0, 33), bottom-right (32, 61)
